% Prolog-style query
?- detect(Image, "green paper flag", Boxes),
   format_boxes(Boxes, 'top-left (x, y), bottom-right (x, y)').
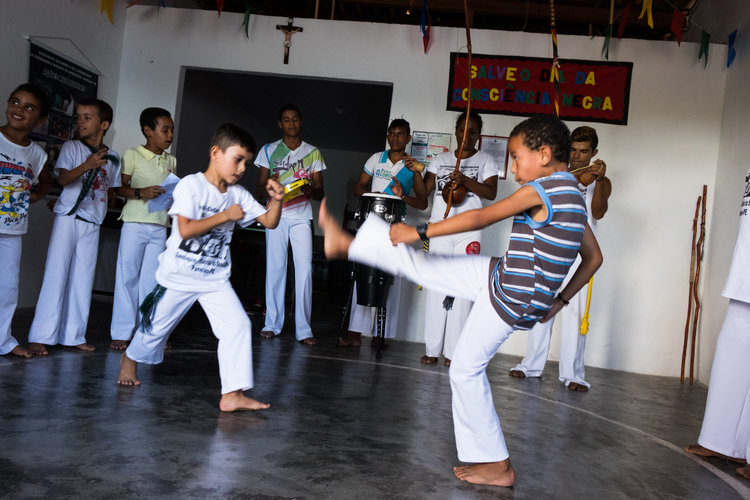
top-left (242, 3), bottom-right (253, 38)
top-left (698, 30), bottom-right (710, 68)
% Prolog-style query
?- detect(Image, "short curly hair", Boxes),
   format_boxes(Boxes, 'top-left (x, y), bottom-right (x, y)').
top-left (510, 114), bottom-right (570, 164)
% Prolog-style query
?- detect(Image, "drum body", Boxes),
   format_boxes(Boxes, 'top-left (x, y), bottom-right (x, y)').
top-left (353, 193), bottom-right (404, 307)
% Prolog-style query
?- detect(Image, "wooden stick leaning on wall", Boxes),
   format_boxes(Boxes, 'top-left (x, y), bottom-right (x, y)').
top-left (689, 185), bottom-right (708, 384)
top-left (681, 196), bottom-right (700, 383)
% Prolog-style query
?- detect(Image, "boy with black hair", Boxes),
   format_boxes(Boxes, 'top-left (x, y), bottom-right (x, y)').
top-left (318, 114), bottom-right (603, 487)
top-left (256, 104), bottom-right (325, 345)
top-left (28, 98), bottom-right (121, 355)
top-left (117, 123), bottom-right (284, 412)
top-left (0, 83), bottom-right (52, 358)
top-left (340, 117), bottom-right (427, 347)
top-left (110, 107), bottom-right (177, 350)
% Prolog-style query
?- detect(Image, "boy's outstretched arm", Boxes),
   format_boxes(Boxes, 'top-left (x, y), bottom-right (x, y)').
top-left (390, 184), bottom-right (543, 244)
top-left (540, 225), bottom-right (603, 322)
top-left (256, 177), bottom-right (284, 229)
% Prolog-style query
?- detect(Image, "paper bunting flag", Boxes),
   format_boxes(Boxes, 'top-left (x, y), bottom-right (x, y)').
top-left (602, 24), bottom-right (613, 60)
top-left (100, 0), bottom-right (114, 23)
top-left (727, 29), bottom-right (737, 68)
top-left (550, 0), bottom-right (560, 117)
top-left (698, 30), bottom-right (710, 68)
top-left (639, 0), bottom-right (653, 29)
top-left (242, 3), bottom-right (253, 38)
top-left (617, 1), bottom-right (632, 39)
top-left (126, 0), bottom-right (144, 7)
top-left (217, 0), bottom-right (224, 16)
top-left (671, 8), bottom-right (685, 46)
top-left (420, 0), bottom-right (431, 54)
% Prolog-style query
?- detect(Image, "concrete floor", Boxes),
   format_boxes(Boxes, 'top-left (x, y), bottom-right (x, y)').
top-left (2, 293), bottom-right (749, 499)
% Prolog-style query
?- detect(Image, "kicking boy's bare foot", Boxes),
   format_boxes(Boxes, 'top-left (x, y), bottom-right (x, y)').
top-left (684, 444), bottom-right (747, 463)
top-left (421, 355), bottom-right (438, 364)
top-left (29, 342), bottom-right (48, 356)
top-left (9, 345), bottom-right (32, 358)
top-left (219, 390), bottom-right (270, 412)
top-left (318, 199), bottom-right (352, 260)
top-left (72, 343), bottom-right (95, 352)
top-left (117, 353), bottom-right (140, 386)
top-left (568, 382), bottom-right (589, 392)
top-left (508, 369), bottom-right (526, 378)
top-left (337, 331), bottom-right (361, 347)
top-left (299, 337), bottom-right (318, 345)
top-left (737, 465), bottom-right (750, 479)
top-left (453, 459), bottom-right (515, 487)
top-left (110, 340), bottom-right (129, 350)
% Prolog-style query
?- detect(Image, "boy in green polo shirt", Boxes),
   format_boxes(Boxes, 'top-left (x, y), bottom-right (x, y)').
top-left (110, 107), bottom-right (177, 349)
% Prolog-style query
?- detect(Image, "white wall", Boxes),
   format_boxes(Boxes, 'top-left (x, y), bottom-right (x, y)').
top-left (3, 2), bottom-right (737, 381)
top-left (0, 0), bottom-right (127, 307)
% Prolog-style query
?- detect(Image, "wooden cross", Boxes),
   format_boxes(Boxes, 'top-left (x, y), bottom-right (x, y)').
top-left (276, 18), bottom-right (303, 64)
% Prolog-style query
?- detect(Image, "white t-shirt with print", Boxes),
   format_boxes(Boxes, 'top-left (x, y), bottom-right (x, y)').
top-left (53, 140), bottom-right (121, 224)
top-left (427, 150), bottom-right (498, 222)
top-left (0, 132), bottom-right (48, 234)
top-left (156, 173), bottom-right (267, 292)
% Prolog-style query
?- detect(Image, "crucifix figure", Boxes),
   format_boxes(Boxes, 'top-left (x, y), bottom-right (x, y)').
top-left (276, 17), bottom-right (303, 64)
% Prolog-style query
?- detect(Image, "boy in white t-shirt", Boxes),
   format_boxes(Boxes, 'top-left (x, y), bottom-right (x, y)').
top-left (110, 107), bottom-right (176, 350)
top-left (28, 98), bottom-right (121, 355)
top-left (0, 83), bottom-right (52, 358)
top-left (117, 123), bottom-right (284, 412)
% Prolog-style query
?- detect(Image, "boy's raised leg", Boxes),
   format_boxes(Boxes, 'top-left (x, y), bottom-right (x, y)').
top-left (28, 342), bottom-right (48, 356)
top-left (453, 459), bottom-right (516, 487)
top-left (219, 390), bottom-right (270, 412)
top-left (318, 199), bottom-right (352, 260)
top-left (117, 352), bottom-right (140, 386)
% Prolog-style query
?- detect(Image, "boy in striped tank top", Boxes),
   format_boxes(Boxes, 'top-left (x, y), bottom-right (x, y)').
top-left (318, 114), bottom-right (603, 488)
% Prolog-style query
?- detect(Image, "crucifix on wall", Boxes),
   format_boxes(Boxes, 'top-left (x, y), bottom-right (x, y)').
top-left (276, 17), bottom-right (303, 64)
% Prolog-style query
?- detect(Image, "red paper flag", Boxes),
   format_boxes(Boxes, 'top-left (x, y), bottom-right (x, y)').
top-left (617, 1), bottom-right (632, 40)
top-left (671, 8), bottom-right (685, 46)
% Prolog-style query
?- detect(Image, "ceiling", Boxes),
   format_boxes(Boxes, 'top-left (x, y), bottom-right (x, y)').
top-left (159, 0), bottom-right (711, 42)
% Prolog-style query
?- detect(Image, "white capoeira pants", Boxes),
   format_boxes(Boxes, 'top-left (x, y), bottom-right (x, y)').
top-left (511, 258), bottom-right (590, 388)
top-left (264, 217), bottom-right (313, 341)
top-left (111, 222), bottom-right (167, 341)
top-left (347, 275), bottom-right (401, 338)
top-left (349, 215), bottom-right (513, 462)
top-left (0, 234), bottom-right (22, 354)
top-left (423, 231), bottom-right (481, 360)
top-left (125, 285), bottom-right (253, 394)
top-left (697, 298), bottom-right (750, 460)
top-left (28, 215), bottom-right (100, 346)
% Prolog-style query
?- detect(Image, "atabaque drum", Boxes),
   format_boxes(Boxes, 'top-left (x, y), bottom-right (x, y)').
top-left (354, 192), bottom-right (405, 228)
top-left (353, 193), bottom-right (404, 307)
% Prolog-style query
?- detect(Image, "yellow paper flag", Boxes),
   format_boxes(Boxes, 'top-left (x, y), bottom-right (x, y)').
top-left (101, 0), bottom-right (114, 24)
top-left (638, 0), bottom-right (653, 29)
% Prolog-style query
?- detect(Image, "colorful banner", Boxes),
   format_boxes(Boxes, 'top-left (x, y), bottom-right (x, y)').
top-left (447, 53), bottom-right (633, 125)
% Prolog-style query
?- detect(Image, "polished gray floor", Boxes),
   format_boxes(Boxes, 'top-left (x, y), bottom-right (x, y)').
top-left (2, 294), bottom-right (749, 499)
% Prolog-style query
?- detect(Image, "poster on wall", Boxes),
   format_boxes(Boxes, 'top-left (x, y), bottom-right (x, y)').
top-left (447, 53), bottom-right (633, 125)
top-left (479, 135), bottom-right (509, 180)
top-left (27, 42), bottom-right (98, 175)
top-left (410, 131), bottom-right (452, 167)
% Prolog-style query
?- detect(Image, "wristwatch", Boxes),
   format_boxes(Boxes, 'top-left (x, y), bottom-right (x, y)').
top-left (416, 222), bottom-right (429, 242)
top-left (134, 188), bottom-right (141, 199)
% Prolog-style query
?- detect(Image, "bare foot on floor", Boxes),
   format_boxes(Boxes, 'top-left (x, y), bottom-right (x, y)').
top-left (738, 465), bottom-right (750, 479)
top-left (29, 342), bottom-right (48, 356)
top-left (444, 358), bottom-right (451, 367)
top-left (110, 340), bottom-right (129, 350)
top-left (259, 330), bottom-right (275, 339)
top-left (508, 369), bottom-right (525, 378)
top-left (421, 355), bottom-right (438, 364)
top-left (9, 345), bottom-right (32, 358)
top-left (117, 353), bottom-right (140, 386)
top-left (453, 459), bottom-right (515, 487)
top-left (71, 343), bottom-right (95, 352)
top-left (318, 198), bottom-right (353, 260)
top-left (684, 444), bottom-right (746, 463)
top-left (219, 390), bottom-right (270, 412)
top-left (164, 341), bottom-right (172, 350)
top-left (337, 331), bottom-right (361, 347)
top-left (299, 337), bottom-right (318, 345)
top-left (568, 382), bottom-right (589, 392)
